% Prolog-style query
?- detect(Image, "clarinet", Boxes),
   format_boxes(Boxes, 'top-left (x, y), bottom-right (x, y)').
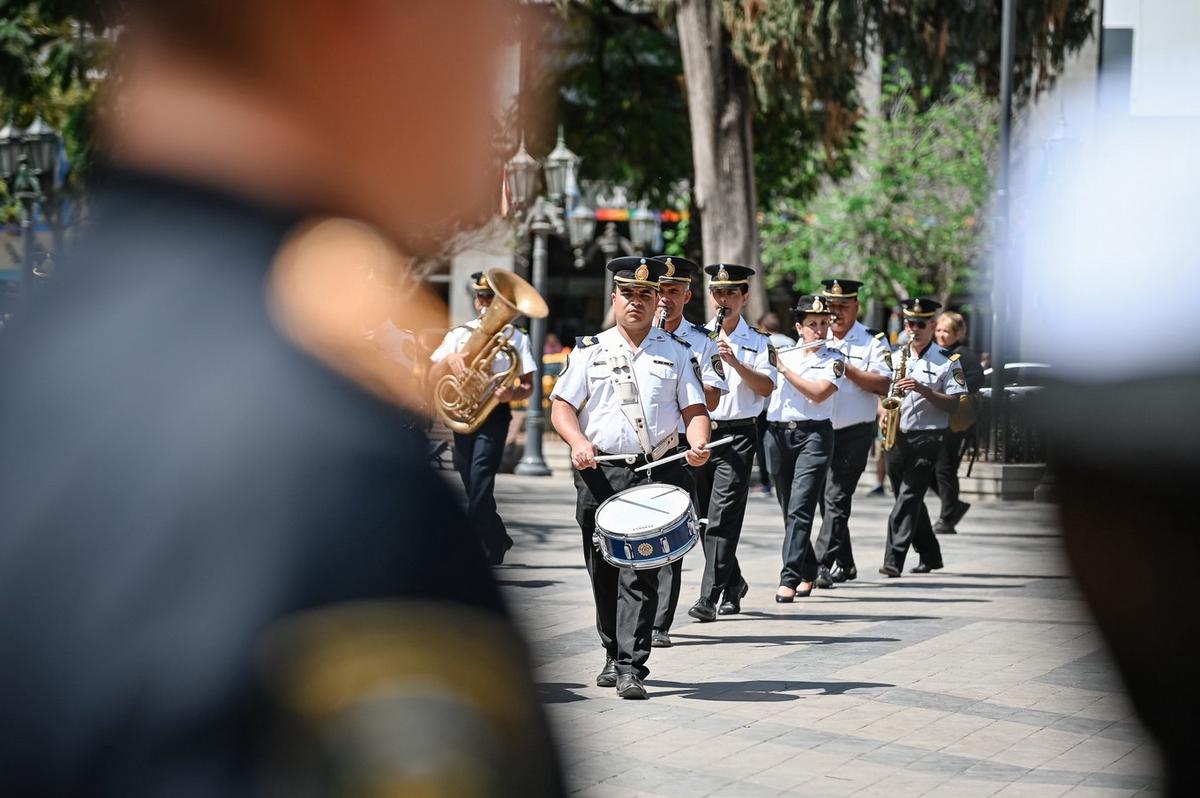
top-left (655, 307), bottom-right (668, 329)
top-left (715, 306), bottom-right (729, 331)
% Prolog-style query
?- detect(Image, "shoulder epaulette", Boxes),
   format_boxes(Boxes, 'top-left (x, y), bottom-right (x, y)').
top-left (948, 352), bottom-right (961, 362)
top-left (575, 335), bottom-right (599, 349)
top-left (749, 325), bottom-right (769, 338)
top-left (693, 322), bottom-right (719, 340)
top-left (666, 330), bottom-right (691, 348)
top-left (868, 328), bottom-right (887, 340)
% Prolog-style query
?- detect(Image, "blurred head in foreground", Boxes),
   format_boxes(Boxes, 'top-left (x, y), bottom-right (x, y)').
top-left (1025, 56), bottom-right (1200, 795)
top-left (0, 1), bottom-right (562, 795)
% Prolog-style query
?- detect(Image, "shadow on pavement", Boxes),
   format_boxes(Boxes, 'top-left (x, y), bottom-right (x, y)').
top-left (667, 633), bottom-right (898, 647)
top-left (735, 611), bottom-right (934, 623)
top-left (496, 579), bottom-right (562, 589)
top-left (643, 679), bottom-right (895, 701)
top-left (536, 682), bottom-right (589, 704)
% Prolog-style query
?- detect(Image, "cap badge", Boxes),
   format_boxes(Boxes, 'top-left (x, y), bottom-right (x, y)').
top-left (830, 281), bottom-right (843, 295)
top-left (634, 261), bottom-right (650, 282)
top-left (913, 299), bottom-right (923, 313)
top-left (717, 268), bottom-right (730, 282)
top-left (810, 297), bottom-right (825, 312)
top-left (664, 259), bottom-right (676, 278)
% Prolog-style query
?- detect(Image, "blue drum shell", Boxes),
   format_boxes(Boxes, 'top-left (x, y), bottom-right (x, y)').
top-left (599, 514), bottom-right (698, 570)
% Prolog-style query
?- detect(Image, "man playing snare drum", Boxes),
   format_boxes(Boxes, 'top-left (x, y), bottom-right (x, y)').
top-left (550, 257), bottom-right (711, 699)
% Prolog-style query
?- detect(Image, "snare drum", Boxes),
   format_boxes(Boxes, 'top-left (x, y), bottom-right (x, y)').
top-left (594, 483), bottom-right (698, 570)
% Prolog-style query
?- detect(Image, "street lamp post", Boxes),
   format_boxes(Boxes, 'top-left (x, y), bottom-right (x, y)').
top-left (505, 130), bottom-right (580, 477)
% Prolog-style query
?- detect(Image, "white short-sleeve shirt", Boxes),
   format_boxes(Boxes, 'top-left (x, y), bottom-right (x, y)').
top-left (550, 327), bottom-right (707, 455)
top-left (707, 316), bottom-right (778, 421)
top-left (894, 343), bottom-right (968, 431)
top-left (827, 321), bottom-right (893, 429)
top-left (767, 344), bottom-right (845, 422)
top-left (430, 318), bottom-right (536, 377)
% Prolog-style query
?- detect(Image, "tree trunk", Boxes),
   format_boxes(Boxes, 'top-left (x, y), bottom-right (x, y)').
top-left (675, 0), bottom-right (767, 320)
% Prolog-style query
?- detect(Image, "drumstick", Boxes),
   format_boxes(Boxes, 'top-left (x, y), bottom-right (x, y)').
top-left (633, 436), bottom-right (733, 473)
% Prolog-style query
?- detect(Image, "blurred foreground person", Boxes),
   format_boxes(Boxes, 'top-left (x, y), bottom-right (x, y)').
top-left (0, 1), bottom-right (563, 796)
top-left (1026, 75), bottom-right (1200, 795)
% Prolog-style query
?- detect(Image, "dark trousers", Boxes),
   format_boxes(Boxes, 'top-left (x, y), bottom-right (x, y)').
top-left (771, 421), bottom-right (834, 587)
top-left (883, 430), bottom-right (945, 571)
top-left (575, 460), bottom-right (690, 677)
top-left (754, 411), bottom-right (771, 489)
top-left (694, 428), bottom-right (757, 603)
top-left (654, 452), bottom-right (695, 634)
top-left (815, 421), bottom-right (875, 570)
top-left (452, 404), bottom-right (512, 564)
top-left (931, 427), bottom-right (971, 524)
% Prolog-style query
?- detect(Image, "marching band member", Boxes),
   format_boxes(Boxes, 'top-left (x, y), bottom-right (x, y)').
top-left (814, 279), bottom-right (893, 587)
top-left (429, 272), bottom-right (535, 564)
top-left (767, 296), bottom-right (845, 601)
top-left (648, 256), bottom-right (727, 648)
top-left (687, 264), bottom-right (778, 622)
top-left (550, 257), bottom-right (711, 700)
top-left (879, 298), bottom-right (968, 577)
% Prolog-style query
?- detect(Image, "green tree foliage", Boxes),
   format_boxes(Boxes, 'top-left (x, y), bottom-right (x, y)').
top-left (1, 0), bottom-right (114, 212)
top-left (762, 73), bottom-right (997, 306)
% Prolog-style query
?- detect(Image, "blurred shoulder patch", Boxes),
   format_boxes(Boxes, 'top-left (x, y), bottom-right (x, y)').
top-left (267, 217), bottom-right (448, 415)
top-left (257, 600), bottom-right (560, 796)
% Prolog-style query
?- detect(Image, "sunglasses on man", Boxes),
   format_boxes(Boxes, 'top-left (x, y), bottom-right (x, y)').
top-left (903, 319), bottom-right (928, 329)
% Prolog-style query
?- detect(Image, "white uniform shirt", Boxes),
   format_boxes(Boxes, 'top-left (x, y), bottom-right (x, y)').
top-left (665, 319), bottom-right (729, 393)
top-left (430, 318), bottom-right (536, 377)
top-left (707, 316), bottom-right (778, 421)
top-left (827, 321), bottom-right (893, 429)
top-left (550, 327), bottom-right (706, 455)
top-left (767, 344), bottom-right (845, 422)
top-left (893, 343), bottom-right (968, 431)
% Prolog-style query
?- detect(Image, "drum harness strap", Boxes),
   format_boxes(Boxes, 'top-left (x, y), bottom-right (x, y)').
top-left (602, 343), bottom-right (678, 469)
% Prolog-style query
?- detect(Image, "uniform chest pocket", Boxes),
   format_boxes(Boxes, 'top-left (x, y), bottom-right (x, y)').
top-left (587, 363), bottom-right (613, 383)
top-left (644, 363), bottom-right (679, 401)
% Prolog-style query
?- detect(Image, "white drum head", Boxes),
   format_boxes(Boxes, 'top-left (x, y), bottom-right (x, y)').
top-left (595, 484), bottom-right (692, 537)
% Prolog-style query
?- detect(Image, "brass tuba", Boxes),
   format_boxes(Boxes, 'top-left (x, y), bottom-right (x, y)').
top-left (434, 268), bottom-right (549, 434)
top-left (881, 342), bottom-right (910, 451)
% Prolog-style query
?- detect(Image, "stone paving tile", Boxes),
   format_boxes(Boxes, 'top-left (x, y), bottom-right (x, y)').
top-left (485, 472), bottom-right (1164, 797)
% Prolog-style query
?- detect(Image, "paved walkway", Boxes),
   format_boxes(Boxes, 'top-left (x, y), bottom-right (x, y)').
top-left (483, 468), bottom-right (1162, 797)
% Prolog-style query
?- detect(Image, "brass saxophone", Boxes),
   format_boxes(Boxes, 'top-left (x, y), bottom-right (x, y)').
top-left (434, 268), bottom-right (548, 434)
top-left (881, 342), bottom-right (910, 451)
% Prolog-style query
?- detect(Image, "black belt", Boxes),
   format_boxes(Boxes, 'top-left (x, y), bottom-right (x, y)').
top-left (769, 419), bottom-right (832, 431)
top-left (710, 417), bottom-right (758, 431)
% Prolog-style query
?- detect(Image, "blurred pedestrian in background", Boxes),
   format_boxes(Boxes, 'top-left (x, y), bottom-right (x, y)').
top-left (0, 1), bottom-right (563, 795)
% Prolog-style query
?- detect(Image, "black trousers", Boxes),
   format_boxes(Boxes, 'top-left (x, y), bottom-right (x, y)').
top-left (654, 450), bottom-right (695, 634)
top-left (575, 460), bottom-right (690, 677)
top-left (452, 404), bottom-right (512, 564)
top-left (931, 427), bottom-right (972, 524)
top-left (755, 411), bottom-right (772, 489)
top-left (883, 429), bottom-right (945, 571)
top-left (815, 421), bottom-right (875, 570)
top-left (692, 427), bottom-right (756, 603)
top-left (771, 421), bottom-right (834, 587)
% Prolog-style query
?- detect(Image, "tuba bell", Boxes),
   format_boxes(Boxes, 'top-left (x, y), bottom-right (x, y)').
top-left (434, 268), bottom-right (549, 434)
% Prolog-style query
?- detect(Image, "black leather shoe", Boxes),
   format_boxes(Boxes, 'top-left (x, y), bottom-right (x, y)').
top-left (831, 563), bottom-right (857, 583)
top-left (596, 658), bottom-right (617, 688)
top-left (911, 561), bottom-right (943, 574)
top-left (878, 564), bottom-right (901, 578)
top-left (616, 673), bottom-right (648, 699)
top-left (651, 629), bottom-right (673, 648)
top-left (718, 580), bottom-right (749, 615)
top-left (933, 521), bottom-right (957, 535)
top-left (688, 598), bottom-right (718, 622)
top-left (815, 566), bottom-right (835, 589)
